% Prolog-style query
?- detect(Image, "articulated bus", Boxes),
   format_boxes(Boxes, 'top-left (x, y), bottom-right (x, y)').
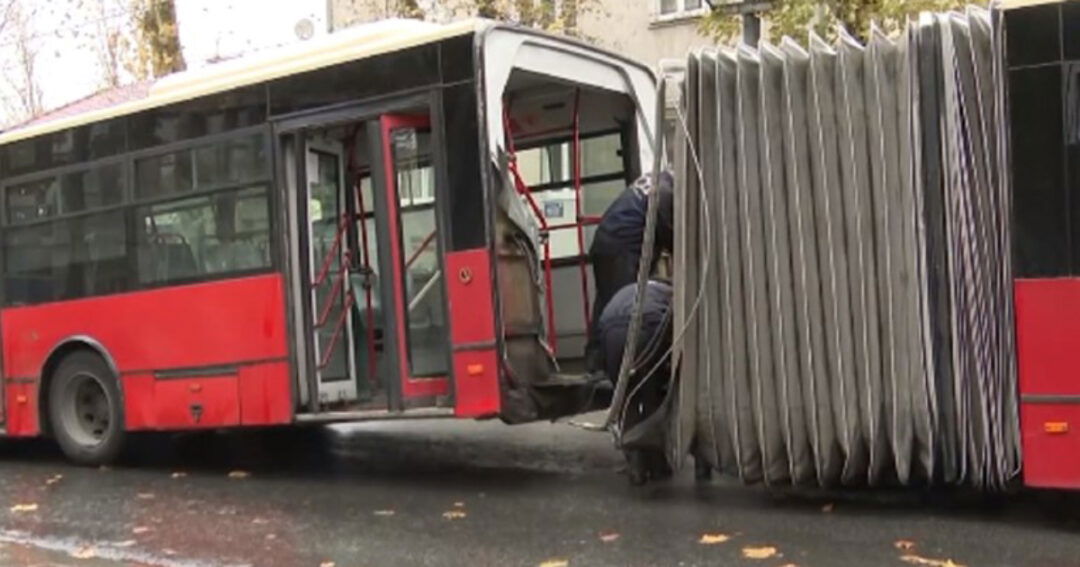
top-left (0, 19), bottom-right (656, 464)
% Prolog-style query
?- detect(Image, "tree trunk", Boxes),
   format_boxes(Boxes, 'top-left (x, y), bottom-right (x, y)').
top-left (137, 0), bottom-right (186, 77)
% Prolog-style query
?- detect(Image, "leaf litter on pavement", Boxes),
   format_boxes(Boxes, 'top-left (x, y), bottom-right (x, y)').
top-left (698, 533), bottom-right (731, 545)
top-left (901, 554), bottom-right (966, 567)
top-left (742, 545), bottom-right (779, 559)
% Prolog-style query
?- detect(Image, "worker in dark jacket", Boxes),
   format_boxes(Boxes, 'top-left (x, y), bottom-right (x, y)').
top-left (596, 277), bottom-right (674, 484)
top-left (586, 171), bottom-right (674, 373)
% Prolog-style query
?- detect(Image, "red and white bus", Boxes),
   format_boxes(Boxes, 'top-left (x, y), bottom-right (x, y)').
top-left (0, 19), bottom-right (657, 464)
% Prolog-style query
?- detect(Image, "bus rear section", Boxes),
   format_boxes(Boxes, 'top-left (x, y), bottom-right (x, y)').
top-left (0, 20), bottom-right (658, 465)
top-left (659, 1), bottom-right (1080, 492)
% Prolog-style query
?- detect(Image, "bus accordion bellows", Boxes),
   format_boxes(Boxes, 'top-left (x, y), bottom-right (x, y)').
top-left (666, 0), bottom-right (1080, 491)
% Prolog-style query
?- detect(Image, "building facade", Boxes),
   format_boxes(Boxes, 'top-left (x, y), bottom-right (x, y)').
top-left (580, 0), bottom-right (715, 69)
top-left (327, 0), bottom-right (717, 70)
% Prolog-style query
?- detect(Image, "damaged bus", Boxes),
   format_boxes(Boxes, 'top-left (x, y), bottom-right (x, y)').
top-left (0, 18), bottom-right (655, 465)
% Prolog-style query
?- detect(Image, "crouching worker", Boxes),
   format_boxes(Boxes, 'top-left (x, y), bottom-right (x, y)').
top-left (596, 277), bottom-right (674, 485)
top-left (585, 171), bottom-right (674, 374)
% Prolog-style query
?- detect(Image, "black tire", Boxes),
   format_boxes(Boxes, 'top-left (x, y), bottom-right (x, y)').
top-left (48, 351), bottom-right (126, 466)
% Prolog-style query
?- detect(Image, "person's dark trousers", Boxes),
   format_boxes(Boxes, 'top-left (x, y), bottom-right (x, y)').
top-left (585, 232), bottom-right (639, 374)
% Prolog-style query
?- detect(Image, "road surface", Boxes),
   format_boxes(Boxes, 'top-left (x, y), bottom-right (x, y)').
top-left (0, 417), bottom-right (1076, 567)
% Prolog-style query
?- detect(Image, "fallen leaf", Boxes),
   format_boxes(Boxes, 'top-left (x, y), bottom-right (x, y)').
top-left (70, 546), bottom-right (97, 559)
top-left (171, 472), bottom-right (187, 479)
top-left (113, 540), bottom-right (137, 548)
top-left (373, 510), bottom-right (395, 517)
top-left (821, 503), bottom-right (834, 513)
top-left (132, 526), bottom-right (151, 535)
top-left (227, 470), bottom-right (250, 479)
top-left (742, 546), bottom-right (779, 560)
top-left (895, 540), bottom-right (917, 551)
top-left (900, 554), bottom-right (966, 567)
top-left (136, 492), bottom-right (155, 500)
top-left (9, 503), bottom-right (37, 513)
top-left (442, 510), bottom-right (467, 520)
top-left (599, 531), bottom-right (620, 543)
top-left (538, 560), bottom-right (569, 567)
top-left (319, 562), bottom-right (336, 567)
top-left (698, 533), bottom-right (731, 545)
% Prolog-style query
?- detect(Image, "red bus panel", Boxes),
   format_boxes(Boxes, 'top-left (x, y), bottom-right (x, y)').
top-left (1015, 278), bottom-right (1080, 488)
top-left (1, 273), bottom-right (292, 436)
top-left (445, 248), bottom-right (500, 417)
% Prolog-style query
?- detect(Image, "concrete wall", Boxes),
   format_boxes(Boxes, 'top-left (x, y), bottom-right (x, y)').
top-left (578, 1), bottom-right (715, 69)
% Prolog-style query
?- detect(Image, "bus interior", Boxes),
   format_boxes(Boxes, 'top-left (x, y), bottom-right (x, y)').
top-left (279, 57), bottom-right (651, 422)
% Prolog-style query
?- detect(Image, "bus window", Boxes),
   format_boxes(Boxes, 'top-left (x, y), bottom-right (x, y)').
top-left (515, 131), bottom-right (626, 259)
top-left (387, 125), bottom-right (449, 378)
top-left (136, 185), bottom-right (271, 284)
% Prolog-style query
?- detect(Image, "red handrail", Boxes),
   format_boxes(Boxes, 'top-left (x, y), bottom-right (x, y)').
top-left (354, 176), bottom-right (379, 384)
top-left (502, 90), bottom-right (596, 356)
top-left (405, 229), bottom-right (438, 270)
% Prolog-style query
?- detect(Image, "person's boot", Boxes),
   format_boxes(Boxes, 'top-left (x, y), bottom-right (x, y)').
top-left (626, 450), bottom-right (650, 486)
top-left (694, 457), bottom-right (713, 481)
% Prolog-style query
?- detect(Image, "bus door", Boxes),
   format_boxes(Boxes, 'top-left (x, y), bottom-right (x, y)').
top-left (371, 113), bottom-right (451, 407)
top-left (303, 135), bottom-right (360, 404)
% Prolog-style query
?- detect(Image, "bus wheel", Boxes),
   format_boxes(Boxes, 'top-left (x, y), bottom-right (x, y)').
top-left (48, 351), bottom-right (126, 466)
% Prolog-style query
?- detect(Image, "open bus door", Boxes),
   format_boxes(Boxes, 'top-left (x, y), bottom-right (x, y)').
top-left (372, 114), bottom-right (452, 408)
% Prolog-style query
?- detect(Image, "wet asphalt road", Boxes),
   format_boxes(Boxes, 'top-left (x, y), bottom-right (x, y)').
top-left (0, 417), bottom-right (1077, 567)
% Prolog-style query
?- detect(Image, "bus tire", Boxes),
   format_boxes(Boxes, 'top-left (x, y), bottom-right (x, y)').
top-left (47, 351), bottom-right (126, 466)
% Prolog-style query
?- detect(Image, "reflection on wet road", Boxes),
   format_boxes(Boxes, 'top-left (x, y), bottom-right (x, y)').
top-left (0, 418), bottom-right (1078, 567)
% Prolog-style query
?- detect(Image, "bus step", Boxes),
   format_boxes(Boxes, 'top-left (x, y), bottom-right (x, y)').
top-left (532, 373), bottom-right (597, 389)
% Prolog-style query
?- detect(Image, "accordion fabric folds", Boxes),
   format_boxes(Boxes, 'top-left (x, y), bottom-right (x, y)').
top-left (670, 7), bottom-right (1020, 489)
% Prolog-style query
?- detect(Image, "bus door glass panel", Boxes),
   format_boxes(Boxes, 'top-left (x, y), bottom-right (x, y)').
top-left (305, 138), bottom-right (358, 403)
top-left (350, 138), bottom-right (390, 403)
top-left (379, 114), bottom-right (450, 399)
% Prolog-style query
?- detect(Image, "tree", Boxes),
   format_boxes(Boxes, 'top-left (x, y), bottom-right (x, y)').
top-left (81, 0), bottom-right (130, 88)
top-left (397, 0), bottom-right (425, 19)
top-left (3, 0), bottom-right (43, 119)
top-left (127, 0), bottom-right (185, 79)
top-left (335, 0), bottom-right (596, 38)
top-left (701, 0), bottom-right (968, 44)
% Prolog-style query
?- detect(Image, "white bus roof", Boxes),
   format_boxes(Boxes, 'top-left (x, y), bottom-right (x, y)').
top-left (0, 18), bottom-right (486, 147)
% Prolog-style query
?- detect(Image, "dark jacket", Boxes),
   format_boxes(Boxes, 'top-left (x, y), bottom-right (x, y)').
top-left (590, 171), bottom-right (674, 258)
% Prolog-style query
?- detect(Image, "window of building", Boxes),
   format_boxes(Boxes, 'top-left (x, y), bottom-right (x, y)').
top-left (658, 0), bottom-right (705, 20)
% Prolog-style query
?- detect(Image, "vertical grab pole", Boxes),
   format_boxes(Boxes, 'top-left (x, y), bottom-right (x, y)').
top-left (604, 77), bottom-right (667, 432)
top-left (571, 89), bottom-right (592, 339)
